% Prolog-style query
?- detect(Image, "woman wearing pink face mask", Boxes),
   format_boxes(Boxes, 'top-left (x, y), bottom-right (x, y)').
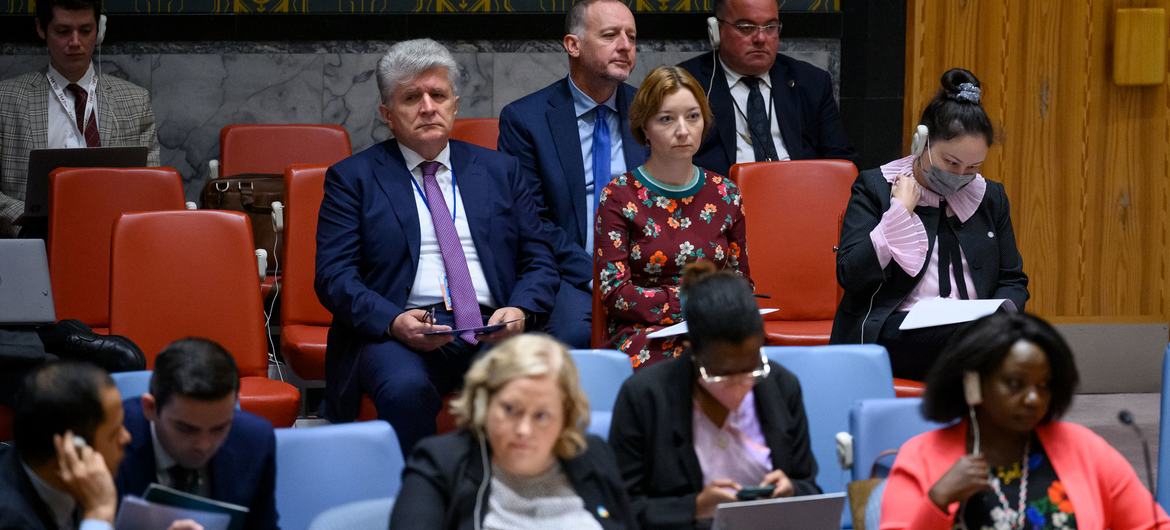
top-left (608, 261), bottom-right (820, 529)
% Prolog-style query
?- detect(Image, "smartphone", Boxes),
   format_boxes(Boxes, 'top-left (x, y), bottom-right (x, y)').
top-left (735, 486), bottom-right (774, 501)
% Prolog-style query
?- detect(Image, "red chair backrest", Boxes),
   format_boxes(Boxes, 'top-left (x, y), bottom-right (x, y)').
top-left (730, 160), bottom-right (857, 321)
top-left (450, 118), bottom-right (499, 150)
top-left (47, 167), bottom-right (186, 328)
top-left (591, 271), bottom-right (608, 349)
top-left (219, 124), bottom-right (351, 176)
top-left (109, 210), bottom-right (268, 376)
top-left (281, 165), bottom-right (332, 327)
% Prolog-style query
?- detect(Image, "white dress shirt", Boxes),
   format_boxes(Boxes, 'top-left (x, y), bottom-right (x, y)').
top-left (720, 58), bottom-right (791, 164)
top-left (400, 143), bottom-right (497, 310)
top-left (46, 63), bottom-right (98, 149)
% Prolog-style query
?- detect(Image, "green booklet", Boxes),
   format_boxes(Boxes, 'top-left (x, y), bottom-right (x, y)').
top-left (142, 483), bottom-right (249, 530)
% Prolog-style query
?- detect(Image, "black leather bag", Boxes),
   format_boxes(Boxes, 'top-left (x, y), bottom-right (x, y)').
top-left (201, 173), bottom-right (284, 273)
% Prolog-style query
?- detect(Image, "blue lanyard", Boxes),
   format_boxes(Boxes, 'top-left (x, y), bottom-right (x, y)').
top-left (410, 164), bottom-right (458, 222)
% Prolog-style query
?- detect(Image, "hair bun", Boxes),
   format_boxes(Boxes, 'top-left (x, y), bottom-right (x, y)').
top-left (940, 68), bottom-right (982, 105)
top-left (681, 260), bottom-right (718, 290)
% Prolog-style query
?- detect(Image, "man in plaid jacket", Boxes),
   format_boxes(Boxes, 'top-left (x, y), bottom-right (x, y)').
top-left (0, 0), bottom-right (160, 237)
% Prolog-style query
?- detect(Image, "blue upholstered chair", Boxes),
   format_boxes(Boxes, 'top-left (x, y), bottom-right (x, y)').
top-left (307, 497), bottom-right (395, 530)
top-left (275, 421), bottom-right (403, 530)
top-left (847, 398), bottom-right (942, 484)
top-left (1157, 344), bottom-right (1170, 512)
top-left (569, 349), bottom-right (633, 439)
top-left (765, 344), bottom-right (897, 496)
top-left (111, 370), bottom-right (153, 399)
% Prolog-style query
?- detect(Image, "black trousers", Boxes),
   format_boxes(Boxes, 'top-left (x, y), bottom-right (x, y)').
top-left (877, 311), bottom-right (964, 381)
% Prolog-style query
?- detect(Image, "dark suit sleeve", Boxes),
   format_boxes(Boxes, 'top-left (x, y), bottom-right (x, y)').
top-left (836, 172), bottom-right (893, 294)
top-left (608, 381), bottom-right (697, 528)
top-left (773, 373), bottom-right (821, 496)
top-left (314, 165), bottom-right (404, 338)
top-left (497, 105), bottom-right (593, 288)
top-left (584, 437), bottom-right (641, 530)
top-left (249, 428), bottom-right (280, 530)
top-left (808, 68), bottom-right (856, 163)
top-left (389, 441), bottom-right (455, 529)
top-left (502, 156), bottom-right (559, 314)
top-left (987, 184), bottom-right (1029, 310)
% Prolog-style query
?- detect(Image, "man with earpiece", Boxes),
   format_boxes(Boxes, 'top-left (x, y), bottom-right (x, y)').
top-left (677, 0), bottom-right (854, 177)
top-left (0, 0), bottom-right (160, 237)
top-left (497, 0), bottom-right (646, 348)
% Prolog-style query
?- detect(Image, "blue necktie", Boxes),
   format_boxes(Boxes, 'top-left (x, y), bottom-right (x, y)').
top-left (592, 105), bottom-right (612, 206)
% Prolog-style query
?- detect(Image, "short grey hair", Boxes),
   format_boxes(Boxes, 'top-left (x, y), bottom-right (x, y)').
top-left (565, 0), bottom-right (623, 36)
top-left (375, 38), bottom-right (461, 103)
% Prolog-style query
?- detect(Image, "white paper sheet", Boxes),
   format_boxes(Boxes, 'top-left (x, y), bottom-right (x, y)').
top-left (898, 298), bottom-right (1010, 330)
top-left (116, 496), bottom-right (232, 530)
top-left (646, 308), bottom-right (779, 339)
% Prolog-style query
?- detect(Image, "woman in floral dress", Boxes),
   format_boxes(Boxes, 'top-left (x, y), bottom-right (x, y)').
top-left (595, 66), bottom-right (750, 369)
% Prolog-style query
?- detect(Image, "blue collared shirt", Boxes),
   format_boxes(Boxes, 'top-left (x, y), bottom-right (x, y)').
top-left (568, 76), bottom-right (627, 255)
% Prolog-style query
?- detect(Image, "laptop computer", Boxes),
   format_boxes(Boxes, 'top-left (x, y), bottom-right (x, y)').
top-left (0, 239), bottom-right (57, 325)
top-left (23, 146), bottom-right (149, 218)
top-left (712, 492), bottom-right (846, 530)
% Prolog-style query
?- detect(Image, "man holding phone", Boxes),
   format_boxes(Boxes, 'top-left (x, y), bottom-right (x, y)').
top-left (0, 362), bottom-right (130, 530)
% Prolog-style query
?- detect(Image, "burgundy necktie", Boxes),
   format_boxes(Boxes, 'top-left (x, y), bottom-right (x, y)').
top-left (65, 83), bottom-right (102, 147)
top-left (420, 161), bottom-right (483, 344)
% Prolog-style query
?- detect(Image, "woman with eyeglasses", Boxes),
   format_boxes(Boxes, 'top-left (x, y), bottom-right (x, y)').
top-left (608, 261), bottom-right (819, 529)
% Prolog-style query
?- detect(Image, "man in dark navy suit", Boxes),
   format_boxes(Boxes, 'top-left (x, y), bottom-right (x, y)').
top-left (315, 39), bottom-right (557, 455)
top-left (0, 362), bottom-right (130, 530)
top-left (115, 338), bottom-right (278, 530)
top-left (678, 0), bottom-right (855, 177)
top-left (497, 0), bottom-right (646, 348)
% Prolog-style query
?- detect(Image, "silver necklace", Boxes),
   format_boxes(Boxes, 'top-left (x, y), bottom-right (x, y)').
top-left (956, 436), bottom-right (1031, 530)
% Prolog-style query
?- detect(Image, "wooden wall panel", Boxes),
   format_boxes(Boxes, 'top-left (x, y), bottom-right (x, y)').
top-left (905, 0), bottom-right (1170, 321)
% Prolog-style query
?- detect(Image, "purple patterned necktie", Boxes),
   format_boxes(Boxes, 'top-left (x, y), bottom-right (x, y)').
top-left (420, 160), bottom-right (483, 344)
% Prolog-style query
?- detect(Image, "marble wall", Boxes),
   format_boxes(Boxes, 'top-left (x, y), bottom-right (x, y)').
top-left (0, 39), bottom-right (838, 200)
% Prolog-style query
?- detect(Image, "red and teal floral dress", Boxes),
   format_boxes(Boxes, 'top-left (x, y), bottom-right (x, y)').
top-left (955, 435), bottom-right (1077, 530)
top-left (595, 165), bottom-right (750, 369)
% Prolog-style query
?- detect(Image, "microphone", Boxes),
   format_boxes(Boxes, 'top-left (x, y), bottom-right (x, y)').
top-left (1118, 409), bottom-right (1159, 525)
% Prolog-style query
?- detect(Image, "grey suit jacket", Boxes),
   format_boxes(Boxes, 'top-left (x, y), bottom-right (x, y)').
top-left (0, 68), bottom-right (160, 236)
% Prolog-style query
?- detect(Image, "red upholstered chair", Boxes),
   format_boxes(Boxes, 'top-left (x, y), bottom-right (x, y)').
top-left (730, 160), bottom-right (856, 345)
top-left (591, 272), bottom-right (609, 349)
top-left (108, 210), bottom-right (300, 427)
top-left (731, 160), bottom-right (925, 397)
top-left (47, 167), bottom-right (186, 335)
top-left (217, 124), bottom-right (352, 298)
top-left (450, 118), bottom-right (499, 150)
top-left (218, 124), bottom-right (351, 177)
top-left (279, 165), bottom-right (331, 382)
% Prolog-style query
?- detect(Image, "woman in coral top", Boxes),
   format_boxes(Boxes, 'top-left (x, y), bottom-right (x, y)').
top-left (880, 312), bottom-right (1169, 530)
top-left (595, 66), bottom-right (749, 369)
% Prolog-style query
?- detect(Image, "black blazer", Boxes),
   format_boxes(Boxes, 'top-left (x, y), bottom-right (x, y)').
top-left (608, 356), bottom-right (820, 530)
top-left (829, 168), bottom-right (1029, 344)
top-left (390, 430), bottom-right (637, 530)
top-left (677, 51), bottom-right (856, 177)
top-left (0, 444), bottom-right (57, 530)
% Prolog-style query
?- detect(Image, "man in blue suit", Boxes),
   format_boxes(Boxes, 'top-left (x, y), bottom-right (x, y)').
top-left (315, 39), bottom-right (558, 455)
top-left (678, 0), bottom-right (855, 177)
top-left (115, 338), bottom-right (278, 530)
top-left (497, 0), bottom-right (645, 348)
